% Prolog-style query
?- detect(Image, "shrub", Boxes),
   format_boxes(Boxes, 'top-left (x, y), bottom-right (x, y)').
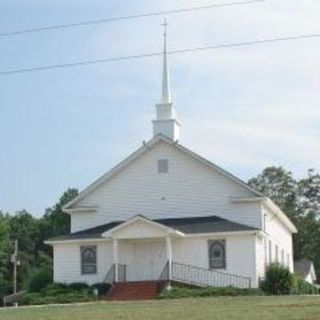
top-left (67, 282), bottom-right (89, 291)
top-left (292, 276), bottom-right (319, 295)
top-left (260, 264), bottom-right (294, 295)
top-left (20, 292), bottom-right (93, 306)
top-left (159, 286), bottom-right (263, 299)
top-left (90, 283), bottom-right (111, 296)
top-left (28, 268), bottom-right (53, 293)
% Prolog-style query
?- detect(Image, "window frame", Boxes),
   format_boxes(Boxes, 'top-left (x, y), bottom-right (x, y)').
top-left (157, 159), bottom-right (169, 174)
top-left (208, 240), bottom-right (226, 270)
top-left (80, 245), bottom-right (97, 275)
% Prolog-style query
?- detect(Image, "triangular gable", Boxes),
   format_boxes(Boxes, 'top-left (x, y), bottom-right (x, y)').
top-left (102, 215), bottom-right (184, 239)
top-left (63, 134), bottom-right (261, 211)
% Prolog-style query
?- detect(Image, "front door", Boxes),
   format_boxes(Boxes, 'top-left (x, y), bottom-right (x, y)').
top-left (131, 241), bottom-right (166, 281)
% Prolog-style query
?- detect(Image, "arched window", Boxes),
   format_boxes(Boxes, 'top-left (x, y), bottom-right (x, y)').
top-left (81, 246), bottom-right (97, 274)
top-left (209, 240), bottom-right (226, 269)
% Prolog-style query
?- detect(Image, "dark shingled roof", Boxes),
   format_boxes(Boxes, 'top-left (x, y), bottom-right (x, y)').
top-left (294, 259), bottom-right (314, 278)
top-left (46, 215), bottom-right (258, 242)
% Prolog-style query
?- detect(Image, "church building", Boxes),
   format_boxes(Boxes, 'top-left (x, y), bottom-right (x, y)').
top-left (45, 24), bottom-right (297, 300)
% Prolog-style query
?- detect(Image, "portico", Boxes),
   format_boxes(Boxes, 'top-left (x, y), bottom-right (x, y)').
top-left (102, 215), bottom-right (182, 282)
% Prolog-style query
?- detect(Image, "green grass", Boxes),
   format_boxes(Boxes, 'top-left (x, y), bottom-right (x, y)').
top-left (1, 296), bottom-right (320, 320)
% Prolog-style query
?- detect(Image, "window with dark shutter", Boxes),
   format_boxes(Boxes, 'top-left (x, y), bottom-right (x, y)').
top-left (81, 246), bottom-right (97, 275)
top-left (208, 240), bottom-right (226, 269)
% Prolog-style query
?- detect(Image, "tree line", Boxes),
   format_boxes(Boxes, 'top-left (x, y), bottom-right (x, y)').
top-left (0, 166), bottom-right (319, 296)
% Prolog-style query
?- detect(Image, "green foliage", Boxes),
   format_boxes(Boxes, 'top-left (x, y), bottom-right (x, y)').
top-left (260, 264), bottom-right (294, 295)
top-left (0, 212), bottom-right (11, 296)
top-left (20, 291), bottom-right (93, 306)
top-left (28, 268), bottom-right (53, 293)
top-left (20, 282), bottom-right (95, 305)
top-left (159, 286), bottom-right (263, 299)
top-left (90, 283), bottom-right (112, 296)
top-left (292, 276), bottom-right (319, 294)
top-left (67, 282), bottom-right (89, 291)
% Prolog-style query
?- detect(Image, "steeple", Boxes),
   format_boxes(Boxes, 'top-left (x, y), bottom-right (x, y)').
top-left (161, 19), bottom-right (171, 104)
top-left (152, 19), bottom-right (181, 141)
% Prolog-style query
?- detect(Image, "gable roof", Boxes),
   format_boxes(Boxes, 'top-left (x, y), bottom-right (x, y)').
top-left (63, 134), bottom-right (261, 211)
top-left (45, 215), bottom-right (259, 243)
top-left (294, 259), bottom-right (316, 280)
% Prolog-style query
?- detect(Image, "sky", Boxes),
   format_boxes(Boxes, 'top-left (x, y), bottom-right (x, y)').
top-left (0, 0), bottom-right (320, 217)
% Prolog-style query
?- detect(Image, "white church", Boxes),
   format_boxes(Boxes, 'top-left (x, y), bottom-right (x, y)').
top-left (46, 26), bottom-right (297, 300)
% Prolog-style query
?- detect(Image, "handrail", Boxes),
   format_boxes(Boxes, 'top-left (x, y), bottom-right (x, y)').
top-left (104, 263), bottom-right (127, 284)
top-left (104, 264), bottom-right (115, 284)
top-left (173, 261), bottom-right (251, 283)
top-left (159, 261), bottom-right (169, 281)
top-left (159, 261), bottom-right (251, 288)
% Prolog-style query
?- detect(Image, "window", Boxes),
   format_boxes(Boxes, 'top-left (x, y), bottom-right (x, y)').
top-left (158, 159), bottom-right (169, 174)
top-left (275, 245), bottom-right (279, 263)
top-left (81, 246), bottom-right (97, 274)
top-left (208, 240), bottom-right (226, 269)
top-left (286, 254), bottom-right (290, 268)
top-left (281, 249), bottom-right (285, 266)
top-left (268, 241), bottom-right (272, 264)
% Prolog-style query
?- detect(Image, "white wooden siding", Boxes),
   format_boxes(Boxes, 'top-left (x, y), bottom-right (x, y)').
top-left (53, 242), bottom-right (113, 285)
top-left (263, 205), bottom-right (294, 272)
top-left (71, 142), bottom-right (259, 233)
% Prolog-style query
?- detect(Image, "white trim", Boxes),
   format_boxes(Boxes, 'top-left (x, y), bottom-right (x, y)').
top-left (183, 230), bottom-right (261, 238)
top-left (262, 198), bottom-right (297, 233)
top-left (44, 238), bottom-right (107, 245)
top-left (64, 207), bottom-right (98, 214)
top-left (63, 134), bottom-right (261, 211)
top-left (102, 215), bottom-right (185, 238)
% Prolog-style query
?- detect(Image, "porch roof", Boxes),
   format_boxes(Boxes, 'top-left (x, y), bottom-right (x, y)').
top-left (46, 215), bottom-right (258, 242)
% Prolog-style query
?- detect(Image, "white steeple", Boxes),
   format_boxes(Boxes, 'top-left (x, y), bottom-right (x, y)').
top-left (152, 19), bottom-right (181, 141)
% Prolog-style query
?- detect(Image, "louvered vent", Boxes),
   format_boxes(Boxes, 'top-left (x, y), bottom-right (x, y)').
top-left (158, 159), bottom-right (169, 174)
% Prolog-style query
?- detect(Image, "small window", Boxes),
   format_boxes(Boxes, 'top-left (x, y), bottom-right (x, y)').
top-left (268, 241), bottom-right (272, 264)
top-left (275, 245), bottom-right (279, 263)
top-left (158, 159), bottom-right (169, 174)
top-left (286, 253), bottom-right (290, 268)
top-left (209, 240), bottom-right (226, 269)
top-left (281, 249), bottom-right (285, 265)
top-left (81, 246), bottom-right (97, 275)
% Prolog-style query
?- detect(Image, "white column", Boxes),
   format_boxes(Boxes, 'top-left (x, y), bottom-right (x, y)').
top-left (113, 239), bottom-right (118, 282)
top-left (166, 237), bottom-right (172, 281)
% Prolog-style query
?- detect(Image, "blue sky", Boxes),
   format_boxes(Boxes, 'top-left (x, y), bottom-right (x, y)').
top-left (1, 0), bottom-right (320, 216)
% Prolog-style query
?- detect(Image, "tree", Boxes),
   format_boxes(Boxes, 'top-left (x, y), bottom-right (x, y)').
top-left (0, 212), bottom-right (11, 296)
top-left (248, 167), bottom-right (299, 220)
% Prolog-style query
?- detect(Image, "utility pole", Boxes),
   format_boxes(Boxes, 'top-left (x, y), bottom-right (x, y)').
top-left (10, 239), bottom-right (20, 294)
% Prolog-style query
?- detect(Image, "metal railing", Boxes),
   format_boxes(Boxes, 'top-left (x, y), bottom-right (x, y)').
top-left (104, 263), bottom-right (127, 284)
top-left (159, 261), bottom-right (169, 281)
top-left (159, 261), bottom-right (251, 288)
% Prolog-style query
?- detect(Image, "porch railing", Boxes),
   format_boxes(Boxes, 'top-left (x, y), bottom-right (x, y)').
top-left (159, 261), bottom-right (251, 288)
top-left (104, 263), bottom-right (126, 284)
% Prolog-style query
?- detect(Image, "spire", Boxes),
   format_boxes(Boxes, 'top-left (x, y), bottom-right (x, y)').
top-left (152, 19), bottom-right (181, 141)
top-left (161, 18), bottom-right (171, 104)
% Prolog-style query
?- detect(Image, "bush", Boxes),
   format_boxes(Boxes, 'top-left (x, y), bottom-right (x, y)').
top-left (90, 283), bottom-right (111, 296)
top-left (292, 276), bottom-right (319, 295)
top-left (159, 286), bottom-right (263, 299)
top-left (67, 282), bottom-right (89, 291)
top-left (28, 268), bottom-right (53, 293)
top-left (20, 292), bottom-right (93, 306)
top-left (260, 264), bottom-right (294, 295)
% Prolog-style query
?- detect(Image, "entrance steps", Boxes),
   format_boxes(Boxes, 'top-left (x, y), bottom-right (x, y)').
top-left (106, 281), bottom-right (167, 301)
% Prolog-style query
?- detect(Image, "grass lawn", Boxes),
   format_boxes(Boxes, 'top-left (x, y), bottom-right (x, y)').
top-left (1, 296), bottom-right (320, 320)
